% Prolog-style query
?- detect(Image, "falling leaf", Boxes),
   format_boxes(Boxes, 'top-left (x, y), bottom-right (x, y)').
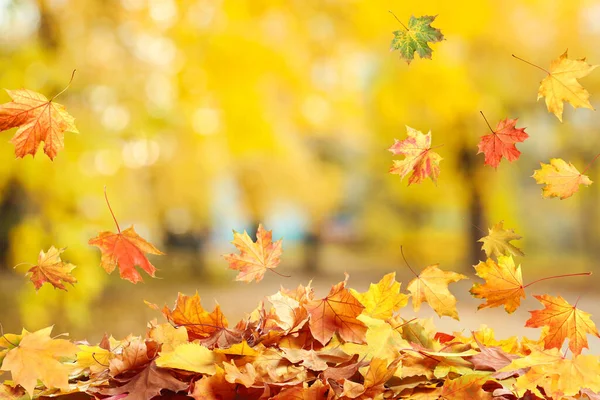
top-left (470, 256), bottom-right (525, 314)
top-left (305, 276), bottom-right (367, 345)
top-left (159, 292), bottom-right (228, 341)
top-left (0, 326), bottom-right (78, 397)
top-left (477, 118), bottom-right (528, 168)
top-left (23, 246), bottom-right (77, 291)
top-left (102, 362), bottom-right (188, 400)
top-left (223, 224), bottom-right (283, 283)
top-left (478, 221), bottom-right (524, 259)
top-left (389, 126), bottom-right (442, 185)
top-left (406, 264), bottom-right (467, 320)
top-left (532, 158), bottom-right (592, 199)
top-left (89, 226), bottom-right (164, 284)
top-left (155, 343), bottom-right (217, 375)
top-left (0, 87), bottom-right (78, 159)
top-left (349, 272), bottom-right (409, 320)
top-left (537, 50), bottom-right (598, 121)
top-left (390, 15), bottom-right (444, 64)
top-left (526, 294), bottom-right (600, 355)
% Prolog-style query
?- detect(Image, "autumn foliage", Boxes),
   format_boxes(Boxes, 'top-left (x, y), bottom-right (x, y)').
top-left (2, 9), bottom-right (600, 400)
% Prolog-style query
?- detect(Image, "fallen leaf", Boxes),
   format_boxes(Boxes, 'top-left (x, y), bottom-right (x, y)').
top-left (0, 88), bottom-right (78, 159)
top-left (525, 294), bottom-right (599, 355)
top-left (406, 264), bottom-right (467, 320)
top-left (160, 292), bottom-right (228, 340)
top-left (389, 126), bottom-right (442, 185)
top-left (0, 326), bottom-right (78, 397)
top-left (537, 50), bottom-right (598, 122)
top-left (440, 373), bottom-right (493, 399)
top-left (478, 221), bottom-right (524, 259)
top-left (390, 15), bottom-right (444, 64)
top-left (24, 246), bottom-right (77, 291)
top-left (305, 276), bottom-right (367, 345)
top-left (469, 335), bottom-right (519, 372)
top-left (155, 343), bottom-right (217, 375)
top-left (109, 336), bottom-right (153, 377)
top-left (223, 224), bottom-right (283, 283)
top-left (89, 226), bottom-right (164, 284)
top-left (532, 158), bottom-right (592, 199)
top-left (470, 256), bottom-right (525, 314)
top-left (102, 362), bottom-right (188, 400)
top-left (349, 272), bottom-right (409, 320)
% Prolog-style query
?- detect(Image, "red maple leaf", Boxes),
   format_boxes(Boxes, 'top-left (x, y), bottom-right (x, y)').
top-left (477, 116), bottom-right (528, 168)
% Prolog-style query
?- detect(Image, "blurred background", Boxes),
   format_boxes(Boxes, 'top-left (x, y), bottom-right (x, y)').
top-left (1, 0), bottom-right (600, 348)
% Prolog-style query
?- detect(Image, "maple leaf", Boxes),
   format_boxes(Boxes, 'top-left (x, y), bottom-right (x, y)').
top-left (477, 117), bottom-right (528, 168)
top-left (109, 336), bottom-right (153, 377)
top-left (223, 224), bottom-right (283, 283)
top-left (525, 294), bottom-right (600, 355)
top-left (304, 276), bottom-right (368, 345)
top-left (470, 256), bottom-right (525, 314)
top-left (389, 126), bottom-right (442, 185)
top-left (478, 221), bottom-right (524, 259)
top-left (155, 343), bottom-right (217, 375)
top-left (390, 14), bottom-right (444, 64)
top-left (21, 246), bottom-right (77, 291)
top-left (0, 81), bottom-right (78, 160)
top-left (440, 373), bottom-right (494, 400)
top-left (89, 226), bottom-right (164, 284)
top-left (469, 335), bottom-right (519, 372)
top-left (102, 361), bottom-right (188, 400)
top-left (532, 158), bottom-right (592, 199)
top-left (0, 326), bottom-right (78, 397)
top-left (340, 315), bottom-right (410, 362)
top-left (349, 272), bottom-right (409, 320)
top-left (406, 264), bottom-right (467, 320)
top-left (160, 292), bottom-right (229, 341)
top-left (535, 50), bottom-right (598, 122)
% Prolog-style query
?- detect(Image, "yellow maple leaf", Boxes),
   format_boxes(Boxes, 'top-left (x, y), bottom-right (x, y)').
top-left (525, 294), bottom-right (600, 355)
top-left (349, 272), bottom-right (409, 320)
top-left (470, 256), bottom-right (525, 314)
top-left (406, 264), bottom-right (467, 320)
top-left (341, 315), bottom-right (410, 362)
top-left (0, 326), bottom-right (78, 397)
top-left (537, 50), bottom-right (598, 122)
top-left (478, 221), bottom-right (524, 259)
top-left (73, 344), bottom-right (112, 375)
top-left (532, 158), bottom-right (592, 199)
top-left (155, 342), bottom-right (217, 375)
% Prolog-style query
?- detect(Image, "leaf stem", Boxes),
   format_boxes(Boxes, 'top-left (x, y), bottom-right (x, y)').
top-left (104, 186), bottom-right (121, 233)
top-left (388, 11), bottom-right (408, 30)
top-left (511, 54), bottom-right (550, 75)
top-left (479, 111), bottom-right (495, 134)
top-left (522, 272), bottom-right (591, 289)
top-left (12, 262), bottom-right (35, 270)
top-left (91, 352), bottom-right (110, 367)
top-left (400, 246), bottom-right (419, 278)
top-left (50, 69), bottom-right (76, 102)
top-left (0, 323), bottom-right (18, 347)
top-left (269, 268), bottom-right (291, 278)
top-left (581, 152), bottom-right (600, 174)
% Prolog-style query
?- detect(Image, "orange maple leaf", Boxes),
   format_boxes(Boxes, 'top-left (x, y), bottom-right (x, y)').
top-left (440, 374), bottom-right (493, 399)
top-left (223, 224), bottom-right (283, 283)
top-left (388, 126), bottom-right (442, 185)
top-left (0, 73), bottom-right (78, 160)
top-left (470, 256), bottom-right (525, 314)
top-left (0, 326), bottom-right (78, 397)
top-left (304, 275), bottom-right (368, 345)
top-left (88, 189), bottom-right (163, 284)
top-left (23, 246), bottom-right (77, 291)
top-left (525, 294), bottom-right (600, 356)
top-left (160, 292), bottom-right (229, 340)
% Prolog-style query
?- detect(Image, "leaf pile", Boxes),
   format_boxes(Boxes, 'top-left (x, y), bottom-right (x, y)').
top-left (2, 223), bottom-right (600, 399)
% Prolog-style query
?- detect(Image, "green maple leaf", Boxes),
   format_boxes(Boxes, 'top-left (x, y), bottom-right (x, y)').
top-left (390, 15), bottom-right (444, 64)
